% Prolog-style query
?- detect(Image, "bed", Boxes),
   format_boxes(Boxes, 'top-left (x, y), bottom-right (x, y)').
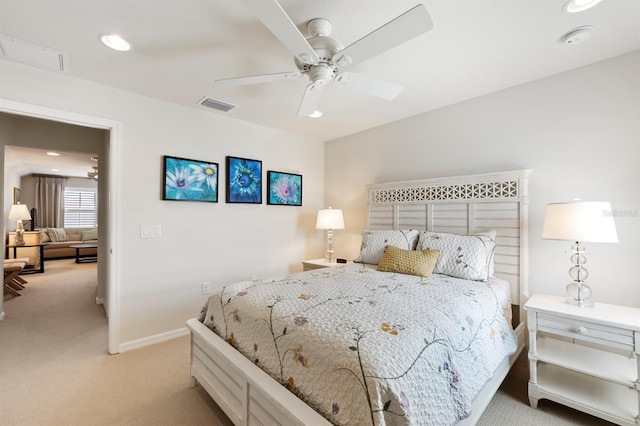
top-left (186, 169), bottom-right (532, 425)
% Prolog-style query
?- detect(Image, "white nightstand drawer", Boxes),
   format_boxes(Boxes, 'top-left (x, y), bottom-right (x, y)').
top-left (538, 313), bottom-right (634, 350)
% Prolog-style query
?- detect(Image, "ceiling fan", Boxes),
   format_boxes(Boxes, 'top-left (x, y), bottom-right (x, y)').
top-left (87, 165), bottom-right (98, 181)
top-left (216, 1), bottom-right (434, 117)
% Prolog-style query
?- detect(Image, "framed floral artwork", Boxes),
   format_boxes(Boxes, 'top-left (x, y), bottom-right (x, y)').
top-left (226, 156), bottom-right (262, 204)
top-left (267, 171), bottom-right (302, 206)
top-left (162, 155), bottom-right (218, 202)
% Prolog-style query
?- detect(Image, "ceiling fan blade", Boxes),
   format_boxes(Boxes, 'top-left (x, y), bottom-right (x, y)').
top-left (335, 72), bottom-right (404, 100)
top-left (216, 71), bottom-right (302, 86)
top-left (240, 0), bottom-right (319, 65)
top-left (332, 4), bottom-right (433, 68)
top-left (297, 83), bottom-right (324, 117)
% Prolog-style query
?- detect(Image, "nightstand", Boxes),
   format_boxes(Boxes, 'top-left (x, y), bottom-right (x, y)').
top-left (525, 293), bottom-right (640, 425)
top-left (301, 258), bottom-right (351, 272)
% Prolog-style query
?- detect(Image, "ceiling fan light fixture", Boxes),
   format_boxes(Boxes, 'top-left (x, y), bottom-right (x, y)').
top-left (309, 110), bottom-right (323, 118)
top-left (99, 33), bottom-right (132, 51)
top-left (308, 65), bottom-right (334, 85)
top-left (87, 164), bottom-right (99, 181)
top-left (563, 0), bottom-right (603, 13)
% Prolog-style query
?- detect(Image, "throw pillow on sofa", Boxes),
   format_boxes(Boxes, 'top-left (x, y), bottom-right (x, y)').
top-left (39, 229), bottom-right (51, 243)
top-left (81, 229), bottom-right (98, 241)
top-left (46, 228), bottom-right (69, 242)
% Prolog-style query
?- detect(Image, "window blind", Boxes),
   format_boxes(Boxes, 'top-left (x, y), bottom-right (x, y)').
top-left (64, 189), bottom-right (97, 228)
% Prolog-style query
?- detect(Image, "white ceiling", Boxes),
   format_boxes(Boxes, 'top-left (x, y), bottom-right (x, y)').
top-left (4, 145), bottom-right (98, 179)
top-left (1, 0), bottom-right (639, 144)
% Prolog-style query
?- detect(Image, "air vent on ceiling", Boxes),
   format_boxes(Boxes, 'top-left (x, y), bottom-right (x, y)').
top-left (0, 33), bottom-right (68, 72)
top-left (198, 96), bottom-right (236, 112)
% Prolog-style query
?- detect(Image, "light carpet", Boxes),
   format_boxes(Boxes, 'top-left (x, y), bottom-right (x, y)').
top-left (1, 259), bottom-right (612, 425)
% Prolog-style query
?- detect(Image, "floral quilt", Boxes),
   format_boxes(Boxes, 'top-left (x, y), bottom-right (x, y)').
top-left (199, 263), bottom-right (517, 426)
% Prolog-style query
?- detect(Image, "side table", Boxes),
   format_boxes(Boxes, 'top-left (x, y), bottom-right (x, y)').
top-left (5, 243), bottom-right (47, 274)
top-left (302, 258), bottom-right (352, 272)
top-left (525, 293), bottom-right (640, 425)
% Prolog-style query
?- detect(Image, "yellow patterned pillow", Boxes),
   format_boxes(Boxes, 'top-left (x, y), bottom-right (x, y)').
top-left (376, 245), bottom-right (440, 277)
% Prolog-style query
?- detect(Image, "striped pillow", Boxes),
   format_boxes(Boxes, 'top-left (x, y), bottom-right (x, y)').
top-left (39, 229), bottom-right (51, 243)
top-left (46, 228), bottom-right (69, 242)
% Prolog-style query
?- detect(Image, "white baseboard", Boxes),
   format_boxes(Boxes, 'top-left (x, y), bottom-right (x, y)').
top-left (118, 327), bottom-right (189, 353)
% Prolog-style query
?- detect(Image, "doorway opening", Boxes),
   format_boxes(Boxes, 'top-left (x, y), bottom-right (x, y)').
top-left (0, 99), bottom-right (120, 354)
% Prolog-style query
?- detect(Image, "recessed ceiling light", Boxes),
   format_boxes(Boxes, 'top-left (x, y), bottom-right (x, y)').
top-left (309, 110), bottom-right (323, 118)
top-left (99, 33), bottom-right (132, 52)
top-left (563, 0), bottom-right (602, 13)
top-left (46, 151), bottom-right (60, 156)
top-left (51, 169), bottom-right (61, 172)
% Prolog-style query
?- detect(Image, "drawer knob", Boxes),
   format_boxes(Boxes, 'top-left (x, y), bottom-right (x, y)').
top-left (574, 326), bottom-right (587, 335)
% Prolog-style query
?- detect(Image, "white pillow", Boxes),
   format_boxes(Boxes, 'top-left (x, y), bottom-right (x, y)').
top-left (416, 230), bottom-right (496, 281)
top-left (354, 229), bottom-right (420, 265)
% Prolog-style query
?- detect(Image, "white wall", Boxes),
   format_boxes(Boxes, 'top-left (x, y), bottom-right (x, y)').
top-left (1, 60), bottom-right (325, 345)
top-left (326, 50), bottom-right (640, 308)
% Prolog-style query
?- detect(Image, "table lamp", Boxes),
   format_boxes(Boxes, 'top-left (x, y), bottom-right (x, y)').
top-left (316, 207), bottom-right (344, 262)
top-left (9, 203), bottom-right (32, 246)
top-left (542, 200), bottom-right (618, 307)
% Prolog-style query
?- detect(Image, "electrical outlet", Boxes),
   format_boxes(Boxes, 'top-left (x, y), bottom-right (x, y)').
top-left (202, 281), bottom-right (211, 295)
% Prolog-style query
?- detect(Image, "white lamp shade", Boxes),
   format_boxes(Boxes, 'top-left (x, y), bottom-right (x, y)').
top-left (542, 201), bottom-right (618, 243)
top-left (316, 207), bottom-right (344, 230)
top-left (8, 204), bottom-right (31, 221)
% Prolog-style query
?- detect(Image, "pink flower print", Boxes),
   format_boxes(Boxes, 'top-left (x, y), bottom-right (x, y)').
top-left (294, 316), bottom-right (308, 326)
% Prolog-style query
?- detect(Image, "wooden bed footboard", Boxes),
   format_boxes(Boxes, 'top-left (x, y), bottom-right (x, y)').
top-left (186, 318), bottom-right (332, 426)
top-left (187, 318), bottom-right (525, 426)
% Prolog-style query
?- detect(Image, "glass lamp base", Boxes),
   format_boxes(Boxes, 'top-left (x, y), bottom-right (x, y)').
top-left (566, 281), bottom-right (594, 308)
top-left (565, 297), bottom-right (594, 308)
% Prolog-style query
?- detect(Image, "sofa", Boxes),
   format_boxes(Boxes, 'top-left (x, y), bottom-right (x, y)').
top-left (38, 227), bottom-right (98, 260)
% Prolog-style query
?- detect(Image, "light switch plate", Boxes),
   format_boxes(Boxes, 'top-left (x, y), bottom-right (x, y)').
top-left (141, 224), bottom-right (161, 239)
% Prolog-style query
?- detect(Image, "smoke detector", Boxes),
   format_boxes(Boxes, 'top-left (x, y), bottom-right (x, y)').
top-left (562, 26), bottom-right (594, 45)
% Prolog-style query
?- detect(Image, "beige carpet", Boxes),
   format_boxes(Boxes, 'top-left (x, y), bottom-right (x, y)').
top-left (0, 259), bottom-right (613, 425)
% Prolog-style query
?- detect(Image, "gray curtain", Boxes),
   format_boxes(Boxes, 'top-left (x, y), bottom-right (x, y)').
top-left (34, 176), bottom-right (66, 228)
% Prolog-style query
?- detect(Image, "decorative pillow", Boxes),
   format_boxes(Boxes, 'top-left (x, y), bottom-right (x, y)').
top-left (376, 246), bottom-right (439, 277)
top-left (46, 227), bottom-right (69, 242)
top-left (416, 230), bottom-right (496, 281)
top-left (81, 229), bottom-right (98, 241)
top-left (39, 229), bottom-right (51, 243)
top-left (354, 229), bottom-right (420, 265)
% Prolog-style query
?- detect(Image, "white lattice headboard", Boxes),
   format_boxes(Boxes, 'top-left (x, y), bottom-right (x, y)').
top-left (367, 170), bottom-right (532, 310)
